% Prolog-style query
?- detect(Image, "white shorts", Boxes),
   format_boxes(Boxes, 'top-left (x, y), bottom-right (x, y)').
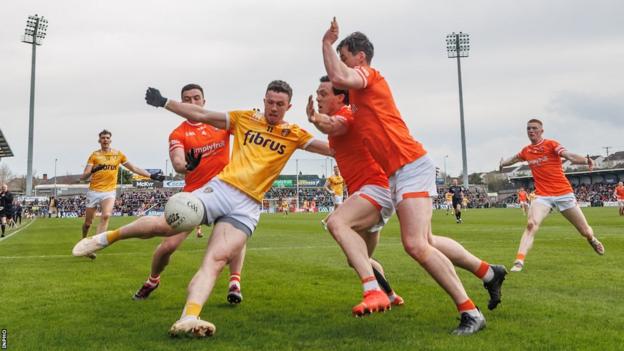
top-left (192, 178), bottom-right (260, 236)
top-left (86, 190), bottom-right (116, 208)
top-left (389, 155), bottom-right (438, 207)
top-left (533, 193), bottom-right (577, 212)
top-left (618, 200), bottom-right (624, 207)
top-left (519, 201), bottom-right (529, 206)
top-left (334, 194), bottom-right (344, 205)
top-left (354, 185), bottom-right (395, 233)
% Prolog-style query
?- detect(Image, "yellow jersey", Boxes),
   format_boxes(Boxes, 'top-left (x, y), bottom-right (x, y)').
top-left (86, 149), bottom-right (128, 192)
top-left (529, 192), bottom-right (536, 202)
top-left (445, 193), bottom-right (453, 202)
top-left (327, 175), bottom-right (345, 196)
top-left (218, 110), bottom-right (314, 202)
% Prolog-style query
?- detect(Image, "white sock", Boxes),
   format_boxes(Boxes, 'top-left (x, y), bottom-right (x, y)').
top-left (96, 232), bottom-right (109, 246)
top-left (482, 267), bottom-right (494, 283)
top-left (362, 278), bottom-right (380, 293)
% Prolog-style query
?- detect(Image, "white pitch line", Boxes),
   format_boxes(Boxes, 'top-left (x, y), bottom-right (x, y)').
top-left (0, 242), bottom-right (404, 260)
top-left (0, 219), bottom-right (36, 243)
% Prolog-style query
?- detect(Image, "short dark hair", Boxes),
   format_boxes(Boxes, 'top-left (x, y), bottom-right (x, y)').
top-left (320, 76), bottom-right (349, 105)
top-left (99, 129), bottom-right (112, 137)
top-left (527, 118), bottom-right (543, 126)
top-left (181, 83), bottom-right (204, 98)
top-left (266, 80), bottom-right (293, 102)
top-left (337, 32), bottom-right (374, 64)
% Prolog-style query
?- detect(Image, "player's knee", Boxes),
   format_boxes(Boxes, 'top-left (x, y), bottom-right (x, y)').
top-left (403, 239), bottom-right (430, 262)
top-left (526, 220), bottom-right (539, 232)
top-left (100, 213), bottom-right (112, 222)
top-left (158, 240), bottom-right (179, 255)
top-left (325, 215), bottom-right (345, 235)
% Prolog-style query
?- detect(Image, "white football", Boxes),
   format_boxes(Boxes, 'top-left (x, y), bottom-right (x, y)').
top-left (164, 192), bottom-right (204, 232)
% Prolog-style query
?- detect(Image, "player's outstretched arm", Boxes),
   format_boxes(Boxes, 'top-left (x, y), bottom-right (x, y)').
top-left (306, 95), bottom-right (348, 136)
top-left (304, 140), bottom-right (334, 156)
top-left (145, 88), bottom-right (227, 129)
top-left (561, 151), bottom-right (593, 170)
top-left (499, 155), bottom-right (522, 172)
top-left (322, 17), bottom-right (366, 90)
top-left (122, 162), bottom-right (166, 181)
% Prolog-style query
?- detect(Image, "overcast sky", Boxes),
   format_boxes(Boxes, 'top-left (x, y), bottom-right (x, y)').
top-left (1, 0), bottom-right (623, 179)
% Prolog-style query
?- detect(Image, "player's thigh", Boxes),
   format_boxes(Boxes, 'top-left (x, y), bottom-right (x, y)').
top-left (160, 230), bottom-right (191, 251)
top-left (559, 206), bottom-right (590, 233)
top-left (396, 197), bottom-right (432, 244)
top-left (202, 221), bottom-right (248, 266)
top-left (328, 194), bottom-right (380, 232)
top-left (100, 197), bottom-right (115, 215)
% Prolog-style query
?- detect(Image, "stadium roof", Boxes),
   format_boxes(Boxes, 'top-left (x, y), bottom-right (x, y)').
top-left (0, 129), bottom-right (14, 158)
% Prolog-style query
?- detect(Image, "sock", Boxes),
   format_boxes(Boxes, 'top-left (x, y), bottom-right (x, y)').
top-left (106, 229), bottom-right (121, 244)
top-left (95, 230), bottom-right (120, 247)
top-left (146, 274), bottom-right (160, 287)
top-left (474, 261), bottom-right (494, 283)
top-left (1, 224), bottom-right (5, 234)
top-left (180, 301), bottom-right (203, 320)
top-left (458, 211), bottom-right (462, 219)
top-left (457, 299), bottom-right (480, 318)
top-left (362, 275), bottom-right (380, 293)
top-left (372, 267), bottom-right (393, 294)
top-left (229, 273), bottom-right (241, 290)
top-left (515, 253), bottom-right (526, 263)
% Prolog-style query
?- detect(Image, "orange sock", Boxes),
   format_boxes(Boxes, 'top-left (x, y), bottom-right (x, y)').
top-left (457, 299), bottom-right (477, 313)
top-left (105, 229), bottom-right (121, 244)
top-left (516, 253), bottom-right (526, 261)
top-left (474, 261), bottom-right (490, 279)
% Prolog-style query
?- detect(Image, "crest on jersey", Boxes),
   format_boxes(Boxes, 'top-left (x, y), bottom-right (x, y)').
top-left (281, 128), bottom-right (291, 137)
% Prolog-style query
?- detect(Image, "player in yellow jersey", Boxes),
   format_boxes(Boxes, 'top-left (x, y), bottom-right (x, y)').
top-left (73, 80), bottom-right (332, 337)
top-left (280, 198), bottom-right (290, 216)
top-left (325, 166), bottom-right (345, 208)
top-left (445, 192), bottom-right (453, 215)
top-left (80, 130), bottom-right (164, 243)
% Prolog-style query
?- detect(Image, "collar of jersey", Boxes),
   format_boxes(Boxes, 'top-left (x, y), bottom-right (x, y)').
top-left (185, 121), bottom-right (203, 127)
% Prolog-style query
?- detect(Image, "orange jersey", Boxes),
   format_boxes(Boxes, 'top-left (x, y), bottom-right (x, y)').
top-left (328, 105), bottom-right (388, 193)
top-left (169, 121), bottom-right (230, 192)
top-left (517, 139), bottom-right (572, 196)
top-left (349, 66), bottom-right (427, 176)
top-left (218, 110), bottom-right (314, 202)
top-left (616, 185), bottom-right (624, 200)
top-left (86, 149), bottom-right (128, 192)
top-left (517, 190), bottom-right (528, 202)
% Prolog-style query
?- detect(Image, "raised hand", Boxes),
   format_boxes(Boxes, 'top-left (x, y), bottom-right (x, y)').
top-left (145, 87), bottom-right (168, 108)
top-left (306, 95), bottom-right (317, 123)
top-left (149, 171), bottom-right (166, 181)
top-left (185, 148), bottom-right (203, 172)
top-left (587, 154), bottom-right (594, 171)
top-left (322, 17), bottom-right (339, 45)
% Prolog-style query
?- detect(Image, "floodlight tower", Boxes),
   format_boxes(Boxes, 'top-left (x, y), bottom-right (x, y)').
top-left (22, 14), bottom-right (48, 195)
top-left (446, 32), bottom-right (470, 189)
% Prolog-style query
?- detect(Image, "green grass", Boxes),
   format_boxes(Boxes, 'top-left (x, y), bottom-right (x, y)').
top-left (0, 208), bottom-right (622, 350)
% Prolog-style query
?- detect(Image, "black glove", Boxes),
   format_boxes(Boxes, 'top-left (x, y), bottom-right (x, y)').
top-left (185, 148), bottom-right (203, 172)
top-left (145, 87), bottom-right (168, 108)
top-left (90, 164), bottom-right (106, 174)
top-left (149, 171), bottom-right (165, 182)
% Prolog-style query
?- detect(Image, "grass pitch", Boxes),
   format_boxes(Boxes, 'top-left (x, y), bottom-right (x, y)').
top-left (0, 208), bottom-right (622, 350)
